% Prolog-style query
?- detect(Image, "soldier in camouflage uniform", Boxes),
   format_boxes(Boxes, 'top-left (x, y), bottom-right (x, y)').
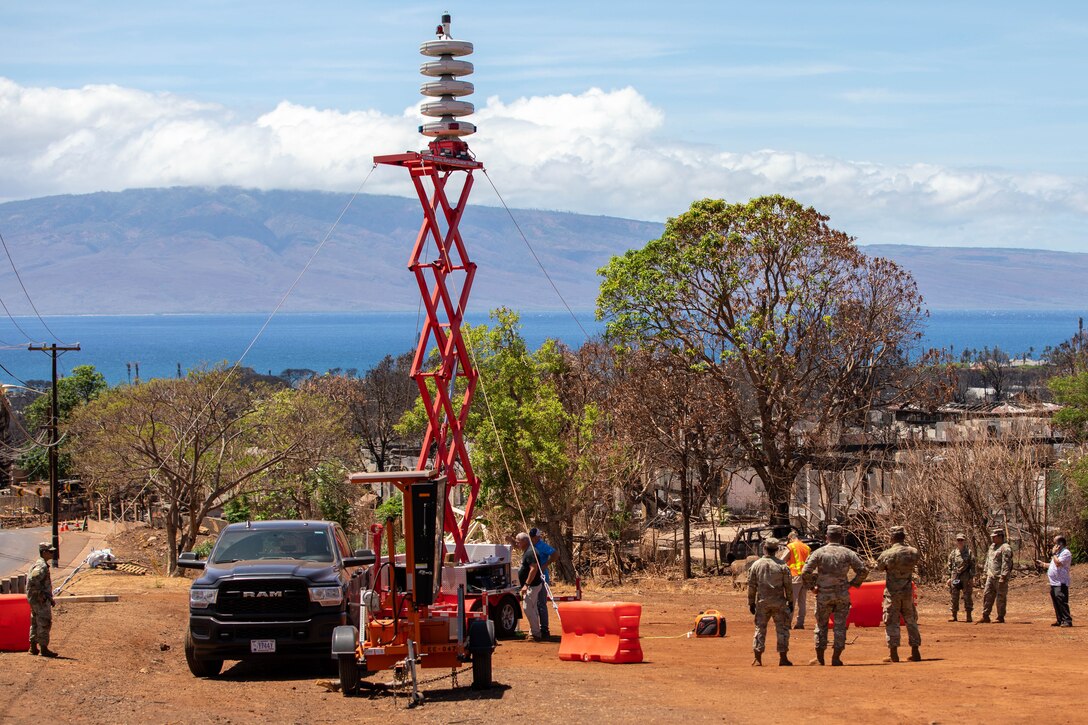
top-left (26, 541), bottom-right (58, 657)
top-left (979, 528), bottom-right (1013, 624)
top-left (874, 526), bottom-right (922, 663)
top-left (800, 524), bottom-right (868, 666)
top-left (747, 538), bottom-right (794, 667)
top-left (946, 533), bottom-right (975, 622)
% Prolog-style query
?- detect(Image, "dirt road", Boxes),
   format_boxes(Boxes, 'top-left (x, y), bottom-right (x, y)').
top-left (1, 570), bottom-right (1084, 724)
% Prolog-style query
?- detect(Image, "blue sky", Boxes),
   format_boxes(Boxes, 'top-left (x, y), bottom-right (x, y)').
top-left (1, 1), bottom-right (1086, 251)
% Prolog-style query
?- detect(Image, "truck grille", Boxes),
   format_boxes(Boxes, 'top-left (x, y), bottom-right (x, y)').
top-left (216, 580), bottom-right (309, 619)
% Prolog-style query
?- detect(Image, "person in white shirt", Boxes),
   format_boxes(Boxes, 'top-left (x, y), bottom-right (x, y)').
top-left (1035, 535), bottom-right (1073, 628)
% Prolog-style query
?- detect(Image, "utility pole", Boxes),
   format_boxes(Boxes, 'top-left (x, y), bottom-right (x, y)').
top-left (28, 342), bottom-right (81, 568)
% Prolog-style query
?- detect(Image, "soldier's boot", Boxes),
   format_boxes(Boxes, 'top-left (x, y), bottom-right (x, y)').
top-left (752, 650), bottom-right (762, 667)
top-left (965, 611), bottom-right (973, 622)
top-left (884, 646), bottom-right (899, 663)
top-left (814, 647), bottom-right (826, 666)
top-left (948, 612), bottom-right (957, 622)
top-left (40, 647), bottom-right (58, 658)
top-left (976, 615), bottom-right (990, 624)
top-left (29, 643), bottom-right (39, 656)
top-left (995, 617), bottom-right (1005, 624)
top-left (909, 646), bottom-right (922, 662)
top-left (831, 648), bottom-right (844, 667)
top-left (778, 652), bottom-right (792, 666)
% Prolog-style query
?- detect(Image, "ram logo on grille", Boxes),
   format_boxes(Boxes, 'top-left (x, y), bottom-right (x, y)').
top-left (241, 590), bottom-right (285, 598)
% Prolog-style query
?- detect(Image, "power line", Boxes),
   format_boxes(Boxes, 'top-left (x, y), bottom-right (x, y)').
top-left (481, 170), bottom-right (593, 341)
top-left (0, 230), bottom-right (68, 344)
top-left (0, 291), bottom-right (36, 342)
top-left (117, 165), bottom-right (379, 514)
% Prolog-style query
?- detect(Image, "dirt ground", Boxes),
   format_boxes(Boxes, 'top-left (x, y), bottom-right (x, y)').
top-left (1, 568), bottom-right (1085, 725)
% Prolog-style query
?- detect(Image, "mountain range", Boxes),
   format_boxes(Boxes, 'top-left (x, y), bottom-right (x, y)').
top-left (0, 187), bottom-right (1083, 314)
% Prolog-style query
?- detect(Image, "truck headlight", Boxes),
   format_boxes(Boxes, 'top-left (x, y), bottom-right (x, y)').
top-left (190, 588), bottom-right (218, 609)
top-left (308, 586), bottom-right (343, 607)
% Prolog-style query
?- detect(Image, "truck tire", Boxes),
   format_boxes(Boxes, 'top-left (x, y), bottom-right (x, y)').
top-left (467, 620), bottom-right (494, 689)
top-left (184, 630), bottom-right (223, 678)
top-left (490, 596), bottom-right (520, 639)
top-left (338, 653), bottom-right (360, 697)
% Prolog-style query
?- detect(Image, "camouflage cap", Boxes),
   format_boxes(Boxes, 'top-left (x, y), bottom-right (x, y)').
top-left (38, 541), bottom-right (56, 552)
top-left (991, 528), bottom-right (1005, 537)
top-left (826, 524), bottom-right (843, 536)
top-left (890, 526), bottom-right (905, 536)
top-left (955, 533), bottom-right (966, 540)
top-left (764, 537), bottom-right (780, 549)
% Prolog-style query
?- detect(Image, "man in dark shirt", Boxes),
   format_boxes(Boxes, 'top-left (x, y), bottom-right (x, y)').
top-left (516, 532), bottom-right (543, 640)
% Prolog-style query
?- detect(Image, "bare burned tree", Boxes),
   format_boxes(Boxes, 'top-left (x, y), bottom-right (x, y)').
top-left (305, 351), bottom-right (416, 472)
top-left (606, 348), bottom-right (732, 578)
top-left (890, 429), bottom-right (1055, 580)
top-left (598, 195), bottom-right (934, 527)
top-left (67, 369), bottom-right (351, 574)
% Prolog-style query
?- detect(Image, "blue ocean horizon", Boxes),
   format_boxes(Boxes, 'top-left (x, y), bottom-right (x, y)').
top-left (1, 309), bottom-right (1085, 385)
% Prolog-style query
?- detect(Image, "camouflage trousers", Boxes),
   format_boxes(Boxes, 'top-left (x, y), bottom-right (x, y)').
top-left (949, 580), bottom-right (973, 615)
top-left (882, 588), bottom-right (921, 648)
top-left (813, 588), bottom-right (851, 650)
top-left (982, 576), bottom-right (1008, 620)
top-left (29, 601), bottom-right (51, 650)
top-left (753, 603), bottom-right (791, 654)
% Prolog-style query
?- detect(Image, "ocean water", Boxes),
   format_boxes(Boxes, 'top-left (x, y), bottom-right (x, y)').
top-left (0, 309), bottom-right (1084, 385)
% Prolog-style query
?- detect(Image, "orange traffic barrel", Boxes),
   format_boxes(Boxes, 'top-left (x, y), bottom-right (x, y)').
top-left (557, 601), bottom-right (643, 664)
top-left (0, 594), bottom-right (31, 652)
top-left (840, 581), bottom-right (918, 627)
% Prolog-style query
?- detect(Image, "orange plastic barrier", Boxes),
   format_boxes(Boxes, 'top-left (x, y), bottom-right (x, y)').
top-left (0, 594), bottom-right (31, 652)
top-left (557, 601), bottom-right (643, 664)
top-left (840, 581), bottom-right (918, 627)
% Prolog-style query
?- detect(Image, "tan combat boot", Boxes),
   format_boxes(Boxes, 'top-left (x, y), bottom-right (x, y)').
top-left (909, 647), bottom-right (922, 662)
top-left (965, 611), bottom-right (973, 622)
top-left (813, 647), bottom-right (826, 666)
top-left (752, 651), bottom-right (762, 666)
top-left (831, 648), bottom-right (844, 666)
top-left (779, 652), bottom-right (793, 666)
top-left (884, 646), bottom-right (899, 663)
top-left (948, 612), bottom-right (957, 622)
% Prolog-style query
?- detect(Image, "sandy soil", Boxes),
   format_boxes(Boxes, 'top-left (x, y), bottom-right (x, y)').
top-left (1, 569), bottom-right (1084, 724)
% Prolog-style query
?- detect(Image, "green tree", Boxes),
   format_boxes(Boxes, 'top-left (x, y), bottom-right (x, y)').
top-left (19, 365), bottom-right (108, 480)
top-left (67, 369), bottom-right (352, 574)
top-left (398, 309), bottom-right (603, 581)
top-left (1050, 372), bottom-right (1088, 441)
top-left (598, 196), bottom-right (931, 526)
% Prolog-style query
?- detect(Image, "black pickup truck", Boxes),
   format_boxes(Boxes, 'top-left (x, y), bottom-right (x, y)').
top-left (178, 519), bottom-right (373, 677)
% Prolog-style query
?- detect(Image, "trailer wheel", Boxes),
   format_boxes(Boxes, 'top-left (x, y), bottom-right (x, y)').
top-left (490, 596), bottom-right (520, 639)
top-left (471, 646), bottom-right (492, 689)
top-left (184, 630), bottom-right (223, 678)
top-left (338, 654), bottom-right (360, 697)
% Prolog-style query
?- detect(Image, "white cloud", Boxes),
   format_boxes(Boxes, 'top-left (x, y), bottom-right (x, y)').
top-left (0, 76), bottom-right (1086, 251)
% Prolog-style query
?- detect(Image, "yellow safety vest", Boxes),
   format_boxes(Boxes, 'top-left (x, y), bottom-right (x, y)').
top-left (787, 540), bottom-right (810, 576)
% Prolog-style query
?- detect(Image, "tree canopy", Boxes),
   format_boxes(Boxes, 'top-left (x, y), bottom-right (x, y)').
top-left (597, 195), bottom-right (930, 524)
top-left (67, 368), bottom-right (351, 573)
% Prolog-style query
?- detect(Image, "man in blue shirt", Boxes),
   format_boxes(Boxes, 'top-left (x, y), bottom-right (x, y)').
top-left (530, 527), bottom-right (557, 639)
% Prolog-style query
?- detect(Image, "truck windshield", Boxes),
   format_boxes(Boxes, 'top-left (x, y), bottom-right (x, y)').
top-left (210, 529), bottom-right (334, 563)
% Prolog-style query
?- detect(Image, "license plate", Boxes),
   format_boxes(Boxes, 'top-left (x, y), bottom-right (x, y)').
top-left (250, 639), bottom-right (276, 653)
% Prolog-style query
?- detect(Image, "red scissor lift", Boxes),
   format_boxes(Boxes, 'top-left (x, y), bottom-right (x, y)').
top-left (332, 134), bottom-right (504, 702)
